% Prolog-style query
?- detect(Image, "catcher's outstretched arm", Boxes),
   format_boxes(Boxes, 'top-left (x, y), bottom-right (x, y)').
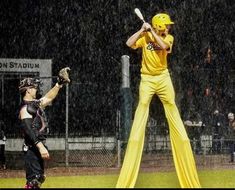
top-left (39, 83), bottom-right (62, 108)
top-left (40, 67), bottom-right (71, 108)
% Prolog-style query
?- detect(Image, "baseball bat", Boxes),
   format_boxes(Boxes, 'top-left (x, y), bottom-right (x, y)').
top-left (134, 8), bottom-right (145, 23)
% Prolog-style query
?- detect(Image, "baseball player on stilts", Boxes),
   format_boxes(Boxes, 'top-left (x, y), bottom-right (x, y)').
top-left (116, 13), bottom-right (201, 188)
top-left (18, 67), bottom-right (71, 188)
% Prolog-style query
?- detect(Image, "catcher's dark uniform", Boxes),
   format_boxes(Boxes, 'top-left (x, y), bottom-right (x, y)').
top-left (18, 67), bottom-right (71, 188)
top-left (19, 99), bottom-right (48, 188)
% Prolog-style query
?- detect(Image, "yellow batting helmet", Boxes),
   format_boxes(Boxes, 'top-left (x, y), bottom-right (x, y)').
top-left (152, 13), bottom-right (174, 31)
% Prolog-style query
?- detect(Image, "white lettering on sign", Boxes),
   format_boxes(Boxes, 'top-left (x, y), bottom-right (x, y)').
top-left (0, 62), bottom-right (40, 69)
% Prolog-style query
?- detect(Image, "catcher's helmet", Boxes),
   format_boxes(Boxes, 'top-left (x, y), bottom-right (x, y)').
top-left (19, 78), bottom-right (41, 93)
top-left (152, 13), bottom-right (174, 31)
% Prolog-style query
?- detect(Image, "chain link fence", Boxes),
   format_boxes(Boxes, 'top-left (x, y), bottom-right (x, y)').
top-left (1, 58), bottom-right (235, 170)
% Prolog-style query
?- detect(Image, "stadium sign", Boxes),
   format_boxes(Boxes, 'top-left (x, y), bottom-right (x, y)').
top-left (0, 58), bottom-right (52, 94)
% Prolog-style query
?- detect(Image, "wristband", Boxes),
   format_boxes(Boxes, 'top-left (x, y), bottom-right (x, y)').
top-left (56, 83), bottom-right (63, 88)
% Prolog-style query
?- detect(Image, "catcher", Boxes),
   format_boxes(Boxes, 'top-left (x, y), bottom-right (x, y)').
top-left (116, 13), bottom-right (201, 188)
top-left (18, 67), bottom-right (70, 189)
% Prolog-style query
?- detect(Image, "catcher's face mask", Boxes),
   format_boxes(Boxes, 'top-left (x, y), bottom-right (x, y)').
top-left (19, 78), bottom-right (42, 97)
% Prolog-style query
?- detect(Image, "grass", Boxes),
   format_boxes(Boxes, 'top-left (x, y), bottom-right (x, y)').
top-left (0, 169), bottom-right (235, 188)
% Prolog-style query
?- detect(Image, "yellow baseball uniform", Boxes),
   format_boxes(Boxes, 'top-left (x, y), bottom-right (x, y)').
top-left (116, 31), bottom-right (201, 188)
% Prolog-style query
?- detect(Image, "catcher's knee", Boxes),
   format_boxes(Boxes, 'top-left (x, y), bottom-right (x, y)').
top-left (26, 174), bottom-right (46, 189)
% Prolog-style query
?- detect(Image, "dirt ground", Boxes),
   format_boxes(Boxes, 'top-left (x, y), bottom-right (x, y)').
top-left (1, 162), bottom-right (235, 179)
top-left (1, 153), bottom-right (235, 178)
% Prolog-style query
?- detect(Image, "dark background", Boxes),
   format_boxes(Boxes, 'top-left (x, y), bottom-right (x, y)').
top-left (0, 0), bottom-right (234, 137)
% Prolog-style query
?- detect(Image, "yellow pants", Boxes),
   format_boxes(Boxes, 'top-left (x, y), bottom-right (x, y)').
top-left (116, 69), bottom-right (201, 188)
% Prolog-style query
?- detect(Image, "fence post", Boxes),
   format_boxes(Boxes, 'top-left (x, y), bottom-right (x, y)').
top-left (1, 75), bottom-right (4, 107)
top-left (120, 55), bottom-right (132, 149)
top-left (65, 83), bottom-right (69, 167)
top-left (116, 109), bottom-right (121, 167)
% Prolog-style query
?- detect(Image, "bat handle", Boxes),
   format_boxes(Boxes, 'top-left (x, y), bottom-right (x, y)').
top-left (142, 20), bottom-right (151, 31)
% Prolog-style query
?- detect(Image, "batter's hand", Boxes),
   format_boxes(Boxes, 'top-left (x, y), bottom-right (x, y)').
top-left (57, 67), bottom-right (71, 85)
top-left (141, 22), bottom-right (152, 31)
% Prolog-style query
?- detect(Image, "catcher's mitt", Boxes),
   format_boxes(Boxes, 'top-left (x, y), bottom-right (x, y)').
top-left (57, 67), bottom-right (71, 85)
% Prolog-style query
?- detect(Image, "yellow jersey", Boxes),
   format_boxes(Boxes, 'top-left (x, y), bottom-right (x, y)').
top-left (131, 32), bottom-right (174, 75)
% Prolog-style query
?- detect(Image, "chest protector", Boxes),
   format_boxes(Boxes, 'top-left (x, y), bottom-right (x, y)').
top-left (23, 100), bottom-right (49, 142)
